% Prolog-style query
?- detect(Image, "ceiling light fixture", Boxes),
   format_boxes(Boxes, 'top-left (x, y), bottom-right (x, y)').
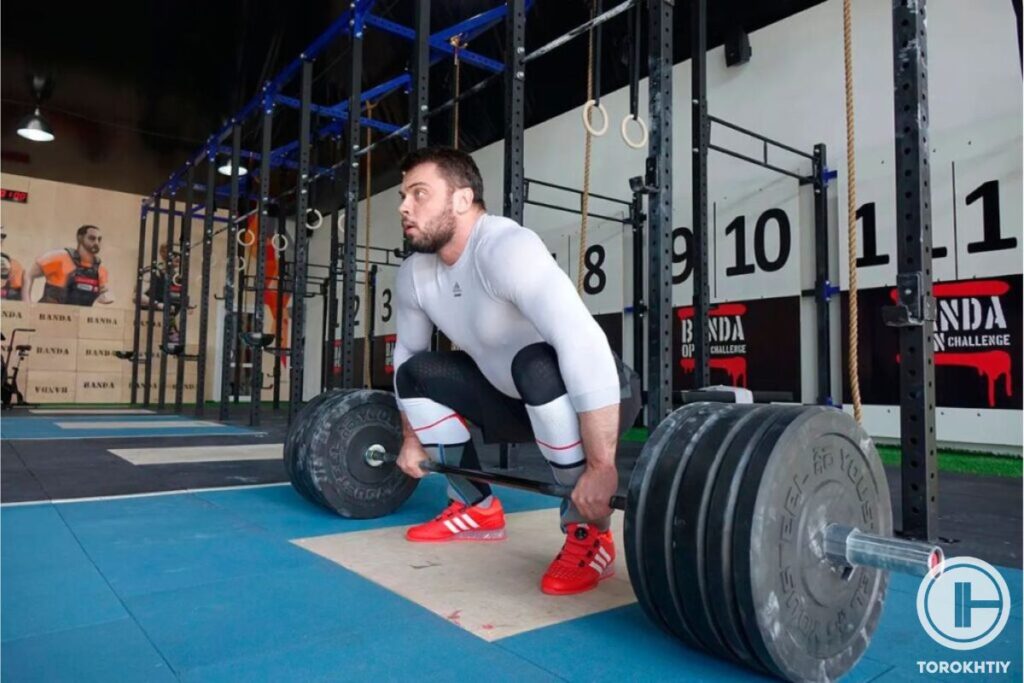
top-left (217, 163), bottom-right (248, 177)
top-left (17, 74), bottom-right (55, 143)
top-left (17, 107), bottom-right (54, 142)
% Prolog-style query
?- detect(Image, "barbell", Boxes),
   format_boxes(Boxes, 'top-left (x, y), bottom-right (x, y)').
top-left (285, 389), bottom-right (943, 683)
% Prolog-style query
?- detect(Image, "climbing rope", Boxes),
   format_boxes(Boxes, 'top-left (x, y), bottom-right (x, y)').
top-left (451, 35), bottom-right (465, 150)
top-left (576, 0), bottom-right (598, 295)
top-left (843, 0), bottom-right (863, 424)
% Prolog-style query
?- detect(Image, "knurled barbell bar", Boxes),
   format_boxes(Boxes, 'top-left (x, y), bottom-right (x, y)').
top-left (286, 389), bottom-right (944, 683)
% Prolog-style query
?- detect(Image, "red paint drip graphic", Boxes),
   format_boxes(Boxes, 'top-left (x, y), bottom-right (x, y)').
top-left (680, 356), bottom-right (748, 387)
top-left (897, 350), bottom-right (1013, 408)
top-left (887, 279), bottom-right (1010, 303)
top-left (887, 278), bottom-right (1014, 407)
top-left (677, 303), bottom-right (747, 320)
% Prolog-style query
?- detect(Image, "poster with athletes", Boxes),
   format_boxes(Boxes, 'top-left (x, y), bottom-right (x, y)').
top-left (0, 175), bottom-right (205, 311)
top-left (1, 229), bottom-right (26, 301)
top-left (672, 296), bottom-right (802, 398)
top-left (8, 223), bottom-right (117, 307)
top-left (841, 276), bottom-right (1022, 410)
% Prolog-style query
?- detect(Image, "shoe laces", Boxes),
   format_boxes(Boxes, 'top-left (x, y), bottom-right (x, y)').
top-left (434, 500), bottom-right (467, 522)
top-left (554, 525), bottom-right (602, 569)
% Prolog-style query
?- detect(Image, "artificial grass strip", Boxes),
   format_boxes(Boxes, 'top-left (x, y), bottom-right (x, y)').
top-left (622, 427), bottom-right (649, 443)
top-left (875, 445), bottom-right (1021, 478)
top-left (621, 428), bottom-right (1021, 478)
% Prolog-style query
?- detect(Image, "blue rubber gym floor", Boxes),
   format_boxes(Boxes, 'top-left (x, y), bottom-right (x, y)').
top-left (1, 415), bottom-right (259, 440)
top-left (3, 475), bottom-right (1021, 682)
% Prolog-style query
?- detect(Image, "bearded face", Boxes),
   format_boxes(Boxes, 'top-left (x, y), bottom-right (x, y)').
top-left (79, 228), bottom-right (102, 255)
top-left (398, 161), bottom-right (466, 254)
top-left (405, 197), bottom-right (457, 254)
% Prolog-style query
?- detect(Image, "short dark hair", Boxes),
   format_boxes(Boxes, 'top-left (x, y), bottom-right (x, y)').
top-left (77, 225), bottom-right (100, 239)
top-left (400, 146), bottom-right (486, 210)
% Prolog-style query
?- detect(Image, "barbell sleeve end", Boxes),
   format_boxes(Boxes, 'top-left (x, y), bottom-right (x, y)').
top-left (824, 524), bottom-right (944, 578)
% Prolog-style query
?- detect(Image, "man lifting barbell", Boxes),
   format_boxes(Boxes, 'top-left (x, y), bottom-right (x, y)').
top-left (392, 146), bottom-right (641, 595)
top-left (298, 147), bottom-right (943, 681)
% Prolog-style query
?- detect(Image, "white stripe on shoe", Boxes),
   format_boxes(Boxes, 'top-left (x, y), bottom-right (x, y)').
top-left (462, 514), bottom-right (479, 529)
top-left (598, 547), bottom-right (612, 564)
top-left (444, 520), bottom-right (460, 534)
top-left (589, 561), bottom-right (605, 573)
top-left (453, 517), bottom-right (469, 531)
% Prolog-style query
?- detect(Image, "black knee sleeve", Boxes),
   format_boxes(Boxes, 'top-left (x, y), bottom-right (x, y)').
top-left (511, 342), bottom-right (567, 406)
top-left (394, 351), bottom-right (441, 398)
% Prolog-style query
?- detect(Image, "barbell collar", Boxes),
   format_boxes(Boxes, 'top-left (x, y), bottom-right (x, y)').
top-left (824, 523), bottom-right (944, 578)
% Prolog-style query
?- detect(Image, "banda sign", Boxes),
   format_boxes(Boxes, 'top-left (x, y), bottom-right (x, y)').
top-left (673, 296), bottom-right (801, 398)
top-left (842, 276), bottom-right (1022, 409)
top-left (593, 312), bottom-right (625, 359)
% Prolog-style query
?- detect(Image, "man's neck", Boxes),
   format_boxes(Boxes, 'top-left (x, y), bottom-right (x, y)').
top-left (76, 246), bottom-right (93, 263)
top-left (437, 208), bottom-right (485, 266)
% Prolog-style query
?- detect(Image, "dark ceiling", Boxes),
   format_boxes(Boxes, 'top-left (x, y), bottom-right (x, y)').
top-left (1, 0), bottom-right (825, 208)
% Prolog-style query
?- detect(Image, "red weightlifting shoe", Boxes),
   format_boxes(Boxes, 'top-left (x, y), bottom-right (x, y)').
top-left (405, 498), bottom-right (507, 542)
top-left (541, 523), bottom-right (615, 595)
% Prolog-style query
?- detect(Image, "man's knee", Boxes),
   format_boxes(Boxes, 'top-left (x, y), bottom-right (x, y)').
top-left (395, 351), bottom-right (440, 398)
top-left (511, 343), bottom-right (566, 405)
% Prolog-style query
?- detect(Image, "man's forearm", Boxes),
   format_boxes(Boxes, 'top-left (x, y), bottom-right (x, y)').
top-left (400, 411), bottom-right (420, 444)
top-left (22, 264), bottom-right (43, 303)
top-left (578, 403), bottom-right (619, 470)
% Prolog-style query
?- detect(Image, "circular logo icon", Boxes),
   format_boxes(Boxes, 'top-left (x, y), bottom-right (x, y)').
top-left (917, 556), bottom-right (1011, 650)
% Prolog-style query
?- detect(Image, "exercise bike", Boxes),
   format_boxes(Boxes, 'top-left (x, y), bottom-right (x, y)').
top-left (2, 328), bottom-right (35, 410)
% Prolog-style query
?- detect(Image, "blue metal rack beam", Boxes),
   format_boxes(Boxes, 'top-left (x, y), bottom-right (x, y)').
top-left (143, 207), bottom-right (231, 224)
top-left (147, 1), bottom-right (527, 209)
top-left (272, 95), bottom-right (402, 135)
top-left (268, 73), bottom-right (414, 164)
top-left (270, 5), bottom-right (514, 169)
top-left (215, 147), bottom-right (262, 161)
top-left (147, 0), bottom-right (377, 204)
top-left (364, 14), bottom-right (504, 73)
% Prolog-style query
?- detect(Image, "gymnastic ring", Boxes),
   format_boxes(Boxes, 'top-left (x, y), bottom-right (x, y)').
top-left (171, 274), bottom-right (182, 286)
top-left (271, 233), bottom-right (289, 252)
top-left (581, 99), bottom-right (609, 137)
top-left (236, 257), bottom-right (247, 272)
top-left (621, 114), bottom-right (649, 149)
top-left (236, 230), bottom-right (256, 247)
top-left (305, 209), bottom-right (324, 230)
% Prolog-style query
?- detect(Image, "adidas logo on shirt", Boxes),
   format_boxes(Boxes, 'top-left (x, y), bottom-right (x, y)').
top-left (452, 282), bottom-right (462, 298)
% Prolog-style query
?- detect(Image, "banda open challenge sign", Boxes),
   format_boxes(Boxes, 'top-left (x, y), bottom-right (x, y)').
top-left (841, 275), bottom-right (1022, 410)
top-left (672, 296), bottom-right (802, 399)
